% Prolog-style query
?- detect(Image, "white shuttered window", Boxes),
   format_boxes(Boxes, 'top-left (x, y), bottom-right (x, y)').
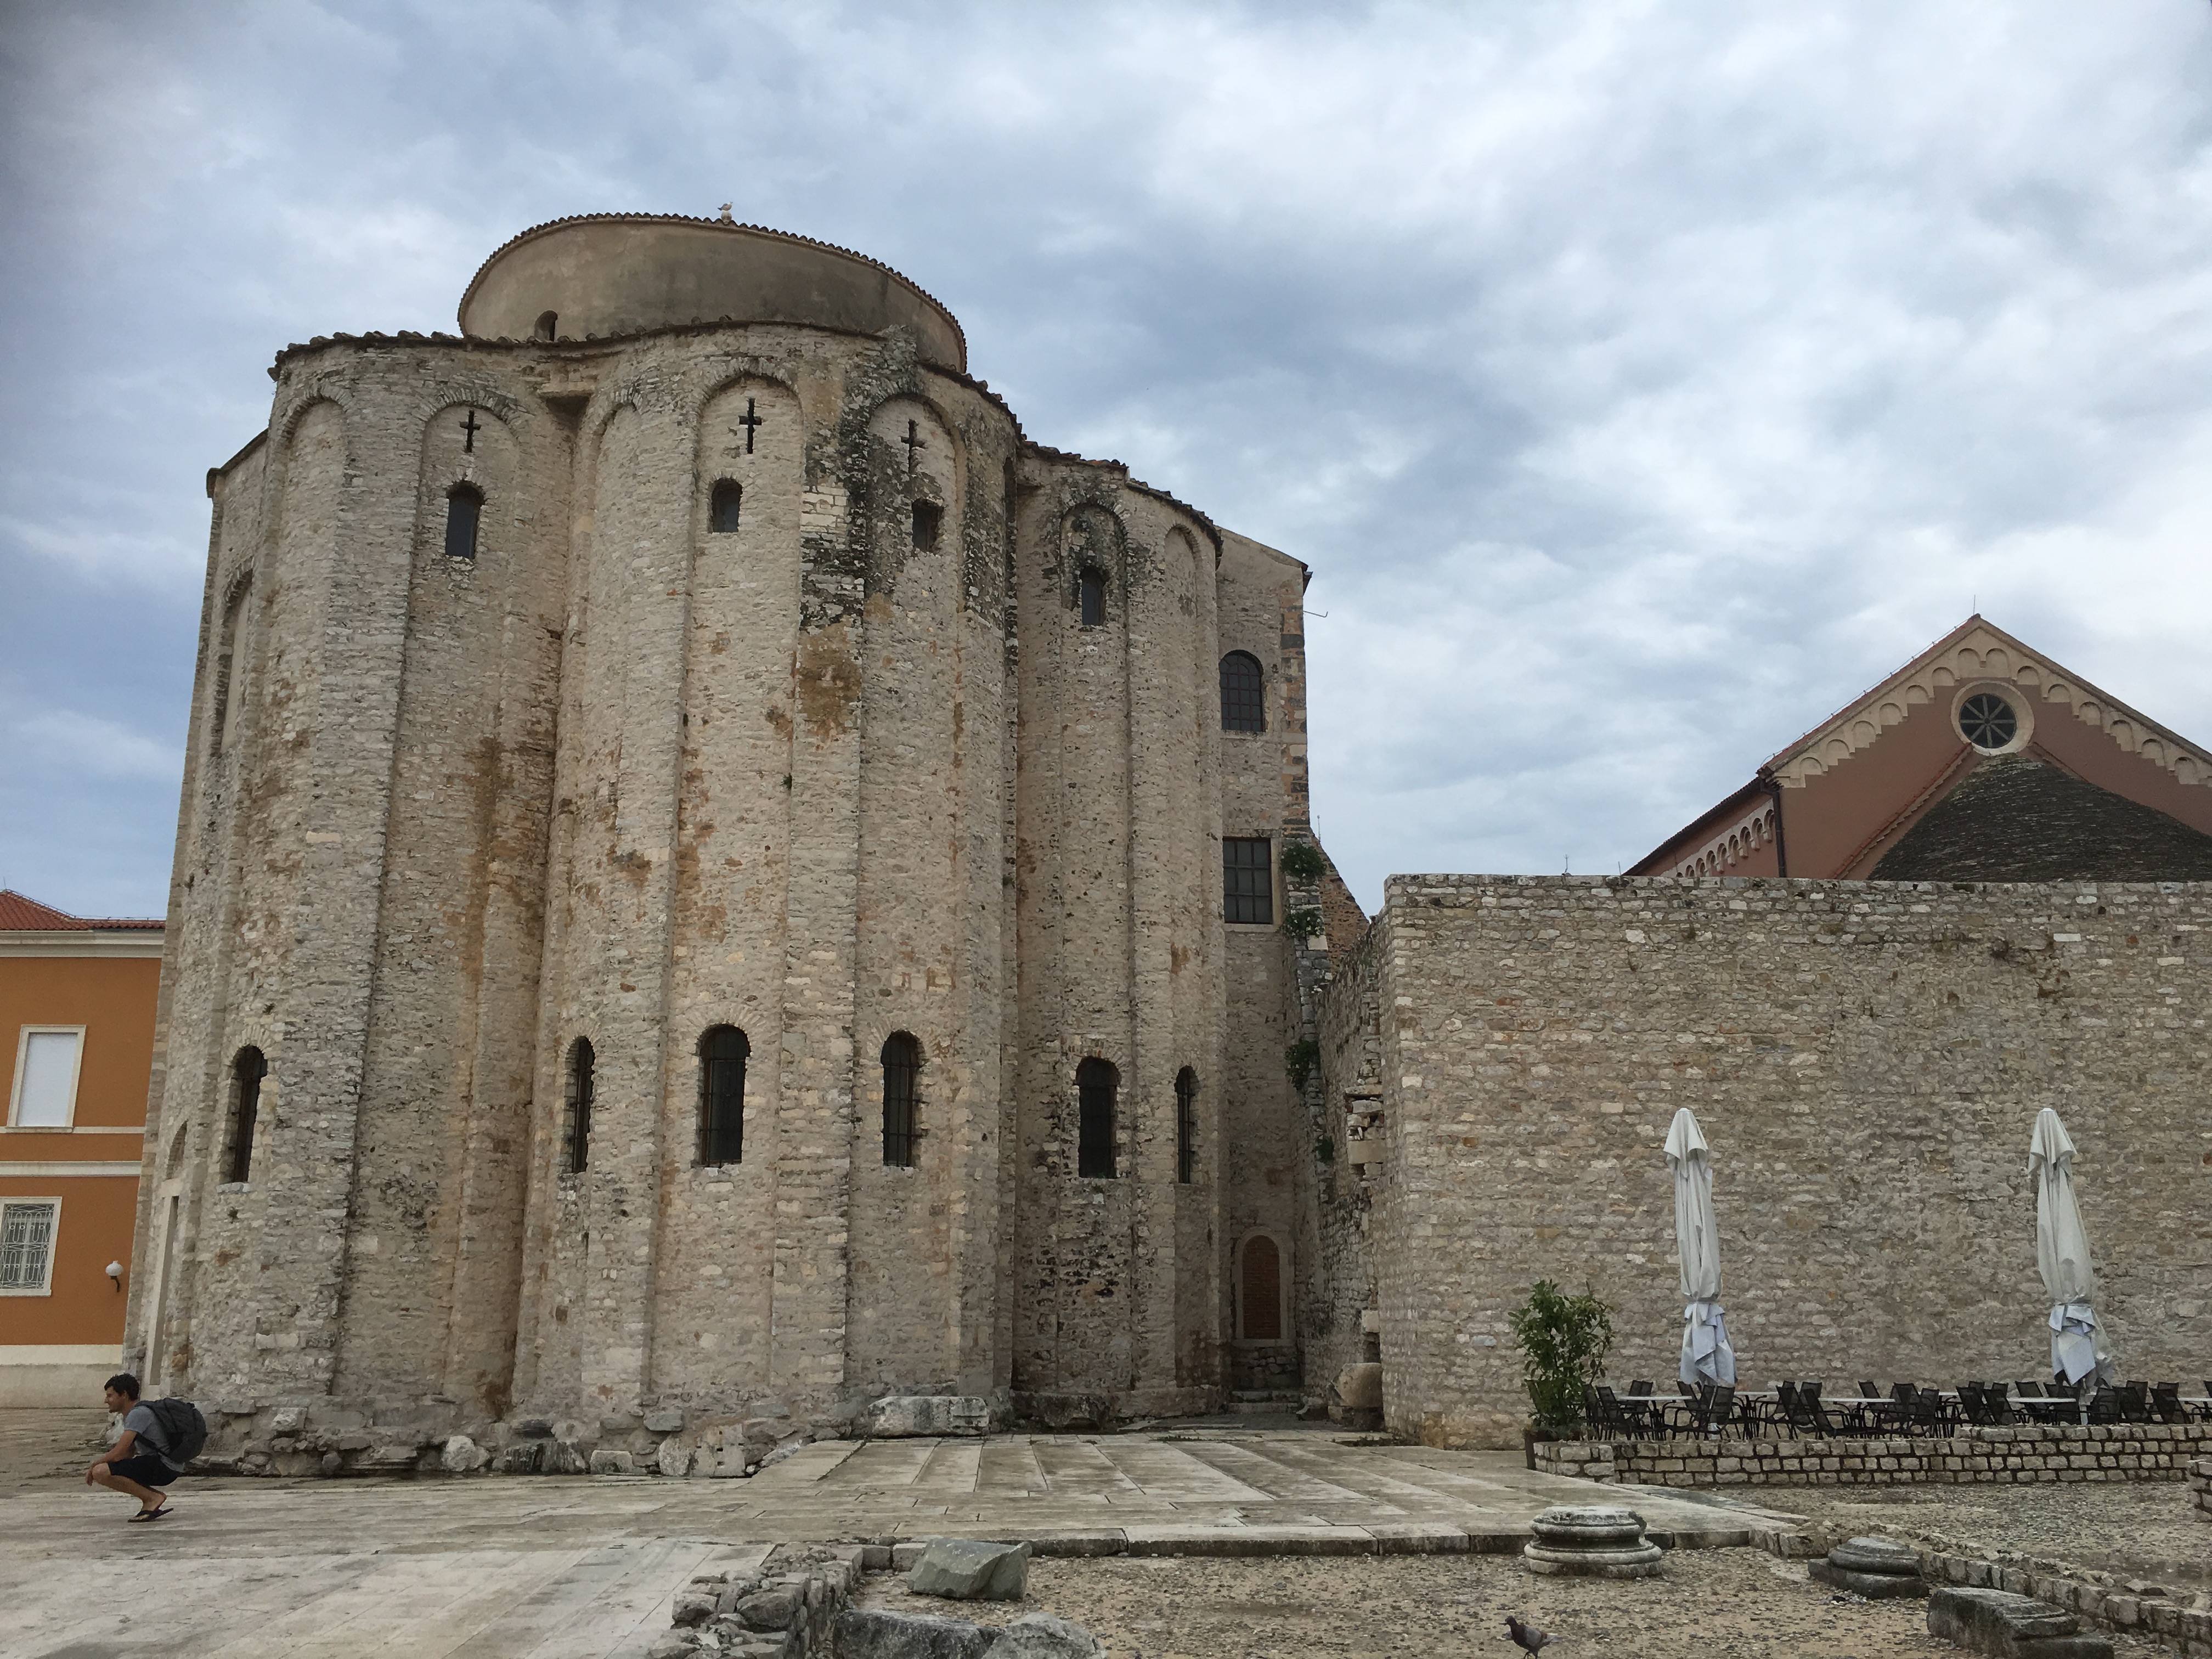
top-left (10, 1029), bottom-right (83, 1126)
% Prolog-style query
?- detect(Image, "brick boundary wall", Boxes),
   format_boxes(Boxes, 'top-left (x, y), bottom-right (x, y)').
top-left (1533, 1421), bottom-right (2212, 1489)
top-left (2193, 1455), bottom-right (2211, 1522)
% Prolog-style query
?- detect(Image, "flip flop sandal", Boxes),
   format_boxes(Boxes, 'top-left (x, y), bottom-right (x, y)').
top-left (128, 1506), bottom-right (172, 1522)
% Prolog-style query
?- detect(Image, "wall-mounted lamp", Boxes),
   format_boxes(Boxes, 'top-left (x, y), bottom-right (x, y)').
top-left (105, 1261), bottom-right (123, 1293)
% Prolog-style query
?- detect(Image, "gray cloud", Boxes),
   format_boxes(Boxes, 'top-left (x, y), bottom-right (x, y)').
top-left (5, 1), bottom-right (2210, 914)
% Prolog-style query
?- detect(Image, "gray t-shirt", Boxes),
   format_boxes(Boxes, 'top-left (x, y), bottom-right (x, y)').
top-left (122, 1402), bottom-right (183, 1471)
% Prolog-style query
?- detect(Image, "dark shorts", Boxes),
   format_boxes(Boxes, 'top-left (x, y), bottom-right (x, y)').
top-left (105, 1453), bottom-right (179, 1487)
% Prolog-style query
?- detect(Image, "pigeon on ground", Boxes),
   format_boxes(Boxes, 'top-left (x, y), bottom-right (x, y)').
top-left (1505, 1614), bottom-right (1560, 1653)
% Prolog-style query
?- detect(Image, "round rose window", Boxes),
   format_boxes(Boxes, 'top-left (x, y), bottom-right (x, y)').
top-left (1959, 692), bottom-right (2017, 751)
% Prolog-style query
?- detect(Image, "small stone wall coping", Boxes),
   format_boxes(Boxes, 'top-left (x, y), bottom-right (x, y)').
top-left (1550, 1423), bottom-right (2212, 1490)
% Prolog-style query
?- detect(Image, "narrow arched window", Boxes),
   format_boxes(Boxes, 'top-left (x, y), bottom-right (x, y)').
top-left (1240, 1235), bottom-right (1283, 1340)
top-left (710, 479), bottom-right (742, 534)
top-left (1175, 1066), bottom-right (1198, 1184)
top-left (224, 1047), bottom-right (265, 1184)
top-left (1219, 652), bottom-right (1265, 732)
top-left (1076, 1058), bottom-right (1118, 1178)
top-left (563, 1038), bottom-right (594, 1174)
top-left (698, 1026), bottom-right (748, 1166)
top-left (444, 483), bottom-right (483, 561)
top-left (209, 573), bottom-right (252, 757)
top-left (882, 1032), bottom-right (920, 1167)
top-left (534, 311), bottom-right (558, 342)
top-left (1077, 567), bottom-right (1105, 628)
top-left (911, 499), bottom-right (942, 551)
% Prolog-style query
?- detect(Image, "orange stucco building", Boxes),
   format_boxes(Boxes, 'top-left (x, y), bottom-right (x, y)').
top-left (0, 890), bottom-right (163, 1405)
top-left (1632, 617), bottom-right (2212, 882)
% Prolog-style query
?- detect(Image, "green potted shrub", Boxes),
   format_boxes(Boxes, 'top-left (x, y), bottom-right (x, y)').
top-left (1506, 1279), bottom-right (1614, 1467)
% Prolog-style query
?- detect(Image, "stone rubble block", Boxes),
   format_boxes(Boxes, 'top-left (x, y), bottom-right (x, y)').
top-left (864, 1395), bottom-right (995, 1437)
top-left (909, 1538), bottom-right (1031, 1601)
top-left (834, 1608), bottom-right (1106, 1659)
top-left (1927, 1585), bottom-right (2113, 1658)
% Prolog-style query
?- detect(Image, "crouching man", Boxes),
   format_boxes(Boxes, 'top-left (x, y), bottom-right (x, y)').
top-left (88, 1373), bottom-right (181, 1521)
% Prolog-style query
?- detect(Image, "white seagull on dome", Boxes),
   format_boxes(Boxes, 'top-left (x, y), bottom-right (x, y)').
top-left (1666, 1107), bottom-right (1736, 1386)
top-left (2029, 1108), bottom-right (2114, 1389)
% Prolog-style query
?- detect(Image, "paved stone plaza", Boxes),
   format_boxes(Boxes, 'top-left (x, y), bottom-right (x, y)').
top-left (4, 1411), bottom-right (1791, 1657)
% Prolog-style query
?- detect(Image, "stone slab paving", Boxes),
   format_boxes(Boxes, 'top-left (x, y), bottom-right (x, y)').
top-left (3, 1413), bottom-right (1804, 1657)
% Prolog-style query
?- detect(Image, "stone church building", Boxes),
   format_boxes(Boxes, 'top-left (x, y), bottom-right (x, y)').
top-left (126, 215), bottom-right (1362, 1467)
top-left (126, 218), bottom-right (2210, 1468)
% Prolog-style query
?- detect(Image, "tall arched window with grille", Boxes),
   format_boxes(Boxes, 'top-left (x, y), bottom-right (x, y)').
top-left (1076, 1058), bottom-right (1118, 1179)
top-left (563, 1038), bottom-right (594, 1174)
top-left (1240, 1235), bottom-right (1283, 1340)
top-left (698, 1026), bottom-right (749, 1166)
top-left (882, 1032), bottom-right (920, 1167)
top-left (1218, 652), bottom-right (1265, 732)
top-left (1175, 1067), bottom-right (1198, 1184)
top-left (224, 1047), bottom-right (266, 1184)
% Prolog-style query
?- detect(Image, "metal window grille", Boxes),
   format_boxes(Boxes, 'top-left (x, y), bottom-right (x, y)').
top-left (1077, 568), bottom-right (1105, 627)
top-left (1218, 652), bottom-right (1265, 732)
top-left (698, 1026), bottom-right (749, 1166)
top-left (444, 485), bottom-right (482, 561)
top-left (1175, 1068), bottom-right (1198, 1184)
top-left (1076, 1058), bottom-right (1117, 1179)
top-left (565, 1039), bottom-right (595, 1174)
top-left (0, 1201), bottom-right (57, 1292)
top-left (882, 1033), bottom-right (920, 1167)
top-left (710, 480), bottom-right (742, 533)
top-left (1223, 837), bottom-right (1274, 925)
top-left (1959, 692), bottom-right (2017, 751)
top-left (225, 1048), bottom-right (265, 1184)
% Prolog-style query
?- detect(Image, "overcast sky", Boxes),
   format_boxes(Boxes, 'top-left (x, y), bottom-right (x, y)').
top-left (6, 2), bottom-right (2212, 918)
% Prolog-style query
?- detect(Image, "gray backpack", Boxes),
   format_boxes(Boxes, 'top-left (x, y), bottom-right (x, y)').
top-left (145, 1397), bottom-right (208, 1464)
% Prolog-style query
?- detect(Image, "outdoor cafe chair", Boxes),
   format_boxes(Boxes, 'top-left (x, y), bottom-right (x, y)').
top-left (1796, 1381), bottom-right (1846, 1438)
top-left (1959, 1382), bottom-right (2008, 1428)
top-left (1685, 1382), bottom-right (1736, 1436)
top-left (2148, 1383), bottom-right (2187, 1426)
top-left (1905, 1386), bottom-right (1948, 1437)
top-left (2086, 1384), bottom-right (2122, 1426)
top-left (2118, 1381), bottom-right (2152, 1425)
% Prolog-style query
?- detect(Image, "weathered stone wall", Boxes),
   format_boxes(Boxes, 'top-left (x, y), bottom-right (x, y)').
top-left (1361, 874), bottom-right (2212, 1449)
top-left (1302, 919), bottom-right (1384, 1396)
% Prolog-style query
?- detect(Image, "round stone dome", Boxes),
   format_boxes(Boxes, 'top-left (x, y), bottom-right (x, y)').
top-left (458, 214), bottom-right (967, 370)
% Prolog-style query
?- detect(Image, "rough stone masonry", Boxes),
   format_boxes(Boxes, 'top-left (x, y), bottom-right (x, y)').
top-left (1313, 875), bottom-right (2211, 1448)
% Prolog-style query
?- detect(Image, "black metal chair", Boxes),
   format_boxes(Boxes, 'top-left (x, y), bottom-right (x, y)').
top-left (2118, 1381), bottom-right (2152, 1425)
top-left (2148, 1383), bottom-right (2186, 1426)
top-left (2086, 1384), bottom-right (2122, 1425)
top-left (1771, 1380), bottom-right (1801, 1438)
top-left (1956, 1382), bottom-right (1989, 1426)
top-left (1797, 1380), bottom-right (1846, 1438)
top-left (1686, 1382), bottom-right (1736, 1436)
top-left (1978, 1383), bottom-right (2016, 1427)
top-left (1905, 1386), bottom-right (1948, 1437)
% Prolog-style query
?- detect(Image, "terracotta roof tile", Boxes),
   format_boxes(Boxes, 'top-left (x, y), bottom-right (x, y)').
top-left (0, 890), bottom-right (164, 931)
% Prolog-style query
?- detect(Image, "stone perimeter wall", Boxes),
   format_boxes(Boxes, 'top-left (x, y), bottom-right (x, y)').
top-left (1534, 1421), bottom-right (2212, 1488)
top-left (1349, 874), bottom-right (2212, 1449)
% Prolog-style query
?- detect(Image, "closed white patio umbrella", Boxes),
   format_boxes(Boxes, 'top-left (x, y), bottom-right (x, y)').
top-left (1666, 1107), bottom-right (1736, 1386)
top-left (2030, 1108), bottom-right (2113, 1387)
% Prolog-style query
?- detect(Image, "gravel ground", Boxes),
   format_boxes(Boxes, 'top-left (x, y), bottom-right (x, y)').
top-left (856, 1550), bottom-right (2172, 1659)
top-left (1793, 1481), bottom-right (2212, 1595)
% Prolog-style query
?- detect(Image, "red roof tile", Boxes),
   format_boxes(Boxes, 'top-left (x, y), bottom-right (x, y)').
top-left (0, 890), bottom-right (163, 931)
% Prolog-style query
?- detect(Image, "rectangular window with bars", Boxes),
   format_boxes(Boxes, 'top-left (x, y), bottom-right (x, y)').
top-left (1222, 837), bottom-right (1274, 925)
top-left (0, 1200), bottom-right (59, 1295)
